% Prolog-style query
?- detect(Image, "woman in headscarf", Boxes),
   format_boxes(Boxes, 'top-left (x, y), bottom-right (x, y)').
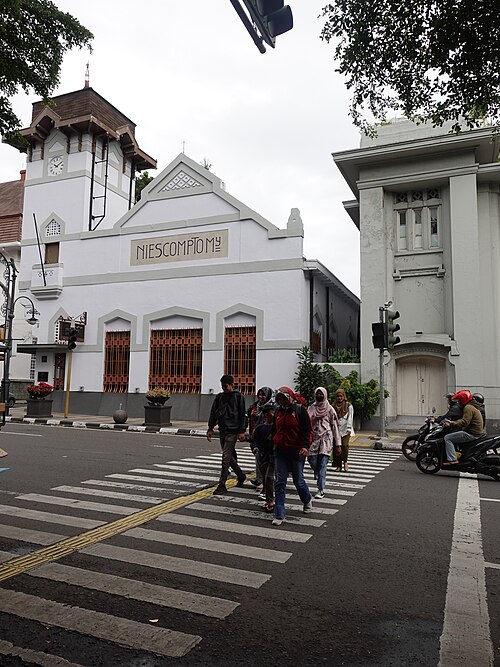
top-left (307, 387), bottom-right (341, 499)
top-left (332, 388), bottom-right (354, 471)
top-left (247, 386), bottom-right (273, 493)
top-left (271, 386), bottom-right (312, 526)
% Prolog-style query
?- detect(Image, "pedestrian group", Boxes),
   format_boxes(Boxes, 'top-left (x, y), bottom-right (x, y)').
top-left (207, 375), bottom-right (355, 527)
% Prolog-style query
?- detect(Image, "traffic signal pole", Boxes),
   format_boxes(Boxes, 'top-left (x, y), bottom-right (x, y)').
top-left (378, 307), bottom-right (386, 438)
top-left (64, 350), bottom-right (72, 419)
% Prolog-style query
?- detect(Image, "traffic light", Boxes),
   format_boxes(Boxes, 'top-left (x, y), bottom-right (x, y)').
top-left (240, 0), bottom-right (293, 48)
top-left (371, 322), bottom-right (386, 350)
top-left (67, 328), bottom-right (77, 351)
top-left (385, 310), bottom-right (401, 348)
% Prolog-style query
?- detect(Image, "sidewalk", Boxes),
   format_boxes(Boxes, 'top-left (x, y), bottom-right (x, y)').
top-left (3, 405), bottom-right (404, 451)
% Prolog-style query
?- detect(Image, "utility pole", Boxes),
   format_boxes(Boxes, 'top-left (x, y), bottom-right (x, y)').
top-left (378, 306), bottom-right (386, 438)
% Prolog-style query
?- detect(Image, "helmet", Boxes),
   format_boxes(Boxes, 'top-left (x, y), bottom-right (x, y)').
top-left (451, 390), bottom-right (473, 406)
top-left (472, 393), bottom-right (484, 404)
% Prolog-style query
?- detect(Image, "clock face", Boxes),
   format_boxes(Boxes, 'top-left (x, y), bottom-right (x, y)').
top-left (48, 155), bottom-right (64, 176)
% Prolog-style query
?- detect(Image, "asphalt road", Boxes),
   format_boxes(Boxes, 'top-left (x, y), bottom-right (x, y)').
top-left (0, 424), bottom-right (498, 666)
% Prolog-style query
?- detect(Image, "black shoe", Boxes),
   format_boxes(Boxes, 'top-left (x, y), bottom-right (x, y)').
top-left (236, 474), bottom-right (247, 487)
top-left (249, 478), bottom-right (259, 487)
top-left (213, 484), bottom-right (228, 495)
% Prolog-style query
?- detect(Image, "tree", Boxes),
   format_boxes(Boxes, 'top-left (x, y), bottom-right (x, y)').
top-left (320, 1), bottom-right (500, 134)
top-left (294, 346), bottom-right (327, 404)
top-left (135, 171), bottom-right (154, 202)
top-left (0, 0), bottom-right (93, 137)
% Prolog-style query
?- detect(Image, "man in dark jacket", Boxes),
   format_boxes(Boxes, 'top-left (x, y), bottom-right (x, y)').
top-left (207, 374), bottom-right (247, 495)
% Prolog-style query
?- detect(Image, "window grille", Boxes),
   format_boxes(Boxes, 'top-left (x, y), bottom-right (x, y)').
top-left (397, 210), bottom-right (407, 250)
top-left (395, 192), bottom-right (408, 203)
top-left (149, 328), bottom-right (202, 394)
top-left (412, 191), bottom-right (423, 202)
top-left (393, 188), bottom-right (441, 251)
top-left (103, 331), bottom-right (130, 393)
top-left (29, 354), bottom-right (36, 381)
top-left (224, 326), bottom-right (256, 395)
top-left (312, 329), bottom-right (322, 354)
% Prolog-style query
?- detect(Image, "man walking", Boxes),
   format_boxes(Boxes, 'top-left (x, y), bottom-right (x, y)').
top-left (207, 374), bottom-right (247, 495)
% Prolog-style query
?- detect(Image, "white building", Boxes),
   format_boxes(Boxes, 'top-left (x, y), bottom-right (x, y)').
top-left (334, 120), bottom-right (500, 431)
top-left (7, 87), bottom-right (359, 419)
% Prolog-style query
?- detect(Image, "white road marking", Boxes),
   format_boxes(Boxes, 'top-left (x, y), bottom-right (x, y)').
top-left (231, 485), bottom-right (357, 498)
top-left (157, 513), bottom-right (312, 543)
top-left (0, 638), bottom-right (86, 667)
top-left (439, 475), bottom-right (493, 666)
top-left (107, 473), bottom-right (198, 487)
top-left (130, 468), bottom-right (219, 481)
top-left (0, 431), bottom-right (42, 437)
top-left (0, 589), bottom-right (201, 658)
top-left (485, 562), bottom-right (500, 570)
top-left (212, 494), bottom-right (346, 510)
top-left (0, 524), bottom-right (271, 588)
top-left (0, 552), bottom-right (238, 619)
top-left (82, 479), bottom-right (179, 493)
top-left (16, 493), bottom-right (137, 515)
top-left (480, 497), bottom-right (500, 503)
top-left (51, 485), bottom-right (164, 504)
top-left (186, 502), bottom-right (327, 527)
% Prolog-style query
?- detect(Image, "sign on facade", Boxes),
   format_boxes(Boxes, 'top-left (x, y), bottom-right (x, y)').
top-left (130, 230), bottom-right (229, 266)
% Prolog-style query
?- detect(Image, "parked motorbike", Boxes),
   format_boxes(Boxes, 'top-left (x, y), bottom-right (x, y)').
top-left (415, 423), bottom-right (500, 480)
top-left (402, 418), bottom-right (441, 461)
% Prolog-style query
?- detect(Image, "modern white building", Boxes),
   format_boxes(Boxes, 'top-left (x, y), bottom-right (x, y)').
top-left (334, 120), bottom-right (500, 431)
top-left (7, 87), bottom-right (359, 419)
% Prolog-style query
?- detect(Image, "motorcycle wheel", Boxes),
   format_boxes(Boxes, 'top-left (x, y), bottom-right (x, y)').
top-left (402, 435), bottom-right (419, 461)
top-left (416, 447), bottom-right (441, 474)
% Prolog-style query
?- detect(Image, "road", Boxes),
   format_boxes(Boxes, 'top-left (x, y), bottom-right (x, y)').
top-left (0, 424), bottom-right (498, 666)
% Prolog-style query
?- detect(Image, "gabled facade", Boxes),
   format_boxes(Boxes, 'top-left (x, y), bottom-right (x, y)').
top-left (334, 120), bottom-right (500, 430)
top-left (10, 89), bottom-right (359, 419)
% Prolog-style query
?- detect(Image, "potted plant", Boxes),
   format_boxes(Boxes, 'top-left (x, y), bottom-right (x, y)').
top-left (144, 387), bottom-right (172, 427)
top-left (145, 387), bottom-right (170, 406)
top-left (26, 382), bottom-right (54, 418)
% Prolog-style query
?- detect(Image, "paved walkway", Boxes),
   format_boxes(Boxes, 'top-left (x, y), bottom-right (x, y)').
top-left (3, 404), bottom-right (404, 451)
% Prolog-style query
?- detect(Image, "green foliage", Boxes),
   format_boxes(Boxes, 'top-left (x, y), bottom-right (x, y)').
top-left (326, 370), bottom-right (385, 423)
top-left (328, 348), bottom-right (360, 363)
top-left (135, 171), bottom-right (154, 202)
top-left (294, 346), bottom-right (327, 404)
top-left (320, 1), bottom-right (500, 135)
top-left (0, 0), bottom-right (93, 137)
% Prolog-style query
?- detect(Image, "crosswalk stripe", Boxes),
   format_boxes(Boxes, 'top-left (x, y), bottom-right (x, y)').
top-left (130, 468), bottom-right (219, 481)
top-left (107, 473), bottom-right (198, 487)
top-left (51, 486), bottom-right (164, 504)
top-left (82, 480), bottom-right (182, 493)
top-left (16, 494), bottom-right (138, 515)
top-left (0, 552), bottom-right (238, 619)
top-left (0, 525), bottom-right (271, 588)
top-left (230, 486), bottom-right (357, 499)
top-left (0, 505), bottom-right (291, 563)
top-left (186, 502), bottom-right (327, 526)
top-left (213, 494), bottom-right (347, 510)
top-left (0, 588), bottom-right (201, 658)
top-left (0, 638), bottom-right (86, 667)
top-left (157, 513), bottom-right (312, 543)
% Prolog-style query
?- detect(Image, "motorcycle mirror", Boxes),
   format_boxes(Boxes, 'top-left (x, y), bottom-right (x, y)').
top-left (432, 407), bottom-right (436, 414)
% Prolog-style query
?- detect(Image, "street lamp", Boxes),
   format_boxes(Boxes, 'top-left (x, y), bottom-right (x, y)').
top-left (0, 251), bottom-right (39, 421)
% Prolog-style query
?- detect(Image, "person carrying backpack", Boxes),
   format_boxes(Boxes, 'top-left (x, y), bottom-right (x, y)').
top-left (271, 386), bottom-right (313, 526)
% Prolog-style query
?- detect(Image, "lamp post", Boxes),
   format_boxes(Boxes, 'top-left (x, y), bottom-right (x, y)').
top-left (0, 251), bottom-right (39, 422)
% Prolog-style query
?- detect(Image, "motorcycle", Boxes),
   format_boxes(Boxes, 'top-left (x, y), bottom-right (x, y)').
top-left (402, 418), bottom-right (441, 461)
top-left (415, 423), bottom-right (500, 480)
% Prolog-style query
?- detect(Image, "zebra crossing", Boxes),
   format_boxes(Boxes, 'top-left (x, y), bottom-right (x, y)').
top-left (0, 446), bottom-right (401, 664)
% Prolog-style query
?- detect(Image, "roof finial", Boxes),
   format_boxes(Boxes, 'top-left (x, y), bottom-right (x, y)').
top-left (84, 62), bottom-right (90, 88)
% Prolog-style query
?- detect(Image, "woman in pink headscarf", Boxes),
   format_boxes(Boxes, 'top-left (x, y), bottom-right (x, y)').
top-left (307, 387), bottom-right (341, 499)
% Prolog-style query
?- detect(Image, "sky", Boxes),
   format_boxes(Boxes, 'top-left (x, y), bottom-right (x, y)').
top-left (0, 1), bottom-right (361, 295)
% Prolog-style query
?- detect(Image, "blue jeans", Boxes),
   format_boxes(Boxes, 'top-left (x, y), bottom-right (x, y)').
top-left (274, 448), bottom-right (311, 520)
top-left (308, 454), bottom-right (329, 491)
top-left (443, 430), bottom-right (476, 462)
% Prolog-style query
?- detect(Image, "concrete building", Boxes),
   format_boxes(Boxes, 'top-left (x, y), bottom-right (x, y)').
top-left (334, 120), bottom-right (500, 431)
top-left (6, 87), bottom-right (359, 419)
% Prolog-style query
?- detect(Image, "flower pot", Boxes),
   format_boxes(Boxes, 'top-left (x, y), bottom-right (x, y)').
top-left (26, 398), bottom-right (53, 418)
top-left (144, 404), bottom-right (172, 427)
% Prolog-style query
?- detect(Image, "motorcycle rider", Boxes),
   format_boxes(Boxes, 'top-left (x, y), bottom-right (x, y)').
top-left (442, 390), bottom-right (484, 464)
top-left (471, 393), bottom-right (486, 428)
top-left (432, 393), bottom-right (463, 425)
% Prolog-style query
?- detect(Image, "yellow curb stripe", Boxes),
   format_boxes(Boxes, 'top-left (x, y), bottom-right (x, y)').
top-left (0, 478), bottom-right (243, 583)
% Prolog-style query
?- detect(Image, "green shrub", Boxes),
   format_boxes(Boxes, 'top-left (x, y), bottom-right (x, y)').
top-left (327, 348), bottom-right (360, 363)
top-left (293, 346), bottom-right (327, 404)
top-left (326, 370), bottom-right (386, 423)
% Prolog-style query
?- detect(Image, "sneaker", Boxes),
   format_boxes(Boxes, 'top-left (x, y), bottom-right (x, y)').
top-left (236, 474), bottom-right (247, 487)
top-left (272, 518), bottom-right (283, 526)
top-left (303, 500), bottom-right (313, 513)
top-left (213, 484), bottom-right (227, 495)
top-left (315, 490), bottom-right (325, 499)
top-left (258, 492), bottom-right (266, 500)
top-left (249, 479), bottom-right (259, 487)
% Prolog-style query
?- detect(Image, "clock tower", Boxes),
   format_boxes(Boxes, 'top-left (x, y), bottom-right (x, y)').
top-left (7, 86), bottom-right (156, 298)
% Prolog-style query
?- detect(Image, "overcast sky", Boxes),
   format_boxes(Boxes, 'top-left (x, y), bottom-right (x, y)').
top-left (0, 1), bottom-right (361, 295)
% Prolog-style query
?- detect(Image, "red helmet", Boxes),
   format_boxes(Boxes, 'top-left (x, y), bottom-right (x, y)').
top-left (451, 390), bottom-right (473, 406)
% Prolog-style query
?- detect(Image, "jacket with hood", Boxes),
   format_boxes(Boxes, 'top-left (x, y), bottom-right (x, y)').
top-left (272, 386), bottom-right (312, 453)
